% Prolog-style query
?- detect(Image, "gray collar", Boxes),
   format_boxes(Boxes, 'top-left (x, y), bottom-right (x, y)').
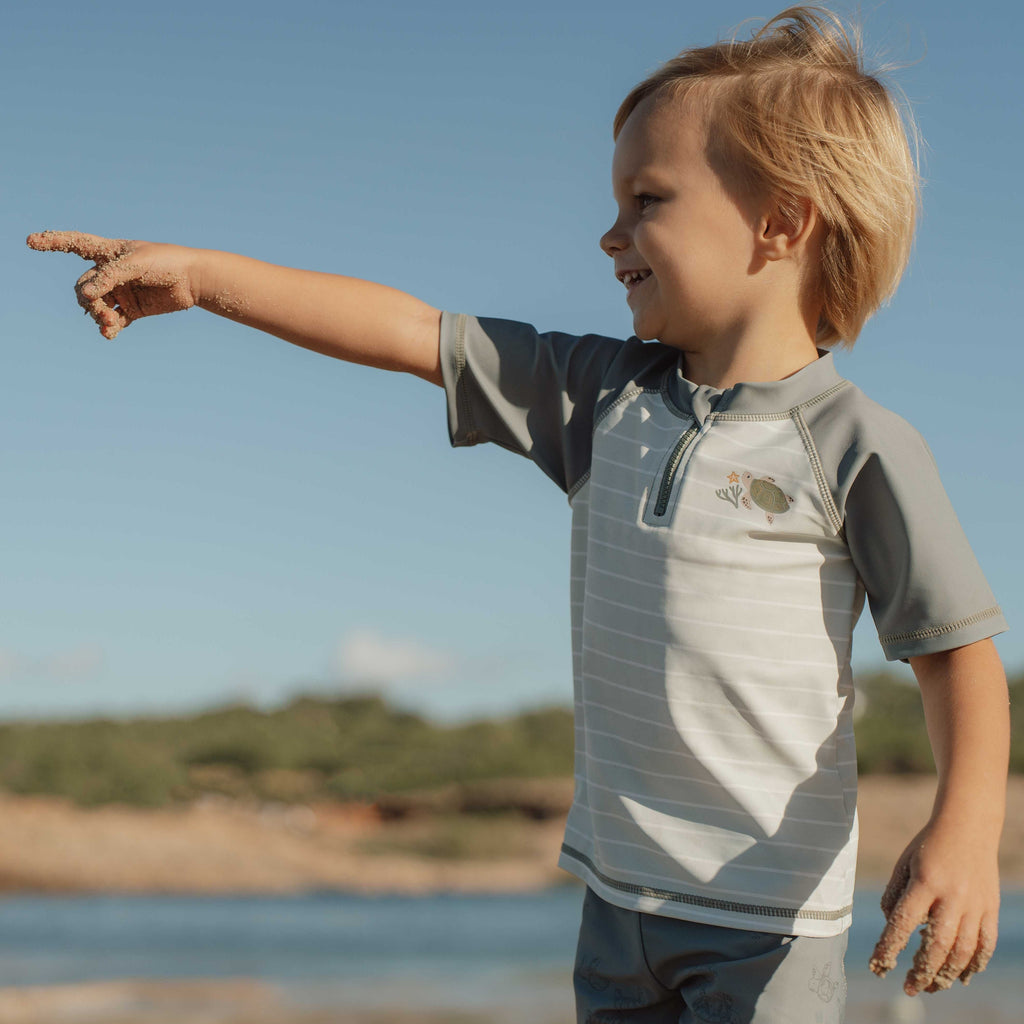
top-left (665, 351), bottom-right (845, 423)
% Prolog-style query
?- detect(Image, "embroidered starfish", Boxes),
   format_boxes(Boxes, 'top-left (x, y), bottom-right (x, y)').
top-left (727, 472), bottom-right (740, 484)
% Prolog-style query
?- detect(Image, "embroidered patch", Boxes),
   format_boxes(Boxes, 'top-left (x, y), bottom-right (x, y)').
top-left (715, 471), bottom-right (794, 525)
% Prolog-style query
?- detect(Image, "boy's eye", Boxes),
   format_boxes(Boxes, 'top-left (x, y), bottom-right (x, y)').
top-left (637, 194), bottom-right (659, 210)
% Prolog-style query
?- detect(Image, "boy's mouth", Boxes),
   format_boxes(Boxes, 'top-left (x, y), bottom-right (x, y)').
top-left (617, 269), bottom-right (652, 291)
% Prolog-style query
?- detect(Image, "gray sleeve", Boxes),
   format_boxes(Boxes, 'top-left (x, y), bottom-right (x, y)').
top-left (439, 311), bottom-right (648, 494)
top-left (808, 388), bottom-right (1006, 661)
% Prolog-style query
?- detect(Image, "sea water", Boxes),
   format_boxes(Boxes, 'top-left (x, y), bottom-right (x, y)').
top-left (0, 887), bottom-right (1020, 1021)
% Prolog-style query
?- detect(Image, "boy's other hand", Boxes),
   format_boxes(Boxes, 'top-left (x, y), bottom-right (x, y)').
top-left (869, 817), bottom-right (999, 996)
top-left (27, 231), bottom-right (200, 339)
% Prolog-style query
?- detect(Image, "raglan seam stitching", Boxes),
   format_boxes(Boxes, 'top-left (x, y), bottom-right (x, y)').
top-left (568, 470), bottom-right (591, 502)
top-left (792, 407), bottom-right (844, 534)
top-left (594, 385), bottom-right (662, 432)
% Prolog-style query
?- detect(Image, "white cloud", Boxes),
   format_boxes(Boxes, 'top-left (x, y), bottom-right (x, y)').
top-left (45, 644), bottom-right (106, 677)
top-left (336, 629), bottom-right (455, 686)
top-left (0, 644), bottom-right (106, 683)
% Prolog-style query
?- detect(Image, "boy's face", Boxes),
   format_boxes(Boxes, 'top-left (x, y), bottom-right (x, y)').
top-left (601, 94), bottom-right (764, 353)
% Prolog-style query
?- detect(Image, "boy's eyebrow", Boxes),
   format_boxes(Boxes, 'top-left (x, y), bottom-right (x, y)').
top-left (612, 163), bottom-right (653, 188)
top-left (612, 167), bottom-right (673, 195)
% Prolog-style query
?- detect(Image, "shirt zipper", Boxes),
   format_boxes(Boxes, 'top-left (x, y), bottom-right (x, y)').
top-left (653, 425), bottom-right (700, 517)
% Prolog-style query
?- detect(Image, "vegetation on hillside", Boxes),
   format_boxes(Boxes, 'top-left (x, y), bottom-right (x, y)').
top-left (0, 696), bottom-right (574, 808)
top-left (0, 670), bottom-right (1019, 808)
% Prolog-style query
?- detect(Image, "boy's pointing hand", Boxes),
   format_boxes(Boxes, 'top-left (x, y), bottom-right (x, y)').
top-left (27, 230), bottom-right (200, 339)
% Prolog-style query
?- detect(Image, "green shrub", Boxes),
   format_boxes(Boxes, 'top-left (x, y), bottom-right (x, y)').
top-left (0, 672), bottom-right (1017, 808)
top-left (1, 721), bottom-right (183, 806)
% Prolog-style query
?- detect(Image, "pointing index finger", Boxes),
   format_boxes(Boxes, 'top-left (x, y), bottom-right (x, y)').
top-left (26, 230), bottom-right (130, 263)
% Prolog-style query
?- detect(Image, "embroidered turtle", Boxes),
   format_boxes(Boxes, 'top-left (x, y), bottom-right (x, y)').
top-left (740, 471), bottom-right (793, 524)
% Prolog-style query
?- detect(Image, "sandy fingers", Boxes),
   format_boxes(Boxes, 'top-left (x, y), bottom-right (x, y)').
top-left (26, 230), bottom-right (132, 261)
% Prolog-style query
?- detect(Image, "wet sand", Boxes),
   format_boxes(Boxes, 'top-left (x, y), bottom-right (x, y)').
top-left (0, 979), bottom-right (552, 1024)
top-left (0, 967), bottom-right (1017, 1024)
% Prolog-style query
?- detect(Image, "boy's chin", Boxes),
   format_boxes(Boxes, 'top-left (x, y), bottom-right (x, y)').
top-left (630, 308), bottom-right (669, 344)
top-left (631, 318), bottom-right (659, 343)
top-left (636, 326), bottom-right (677, 347)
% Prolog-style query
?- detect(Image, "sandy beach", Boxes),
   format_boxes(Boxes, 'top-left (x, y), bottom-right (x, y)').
top-left (0, 978), bottom-right (556, 1024)
top-left (1, 977), bottom-right (1020, 1024)
top-left (1, 775), bottom-right (1022, 895)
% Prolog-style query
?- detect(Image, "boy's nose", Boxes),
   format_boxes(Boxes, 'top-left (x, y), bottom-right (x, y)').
top-left (600, 220), bottom-right (628, 256)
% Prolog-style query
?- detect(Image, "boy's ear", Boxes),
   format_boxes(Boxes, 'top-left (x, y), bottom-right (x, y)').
top-left (756, 197), bottom-right (819, 261)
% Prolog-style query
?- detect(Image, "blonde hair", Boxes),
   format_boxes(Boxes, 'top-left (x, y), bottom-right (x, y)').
top-left (614, 5), bottom-right (920, 346)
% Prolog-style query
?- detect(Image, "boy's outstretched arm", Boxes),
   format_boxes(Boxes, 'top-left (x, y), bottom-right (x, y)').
top-left (869, 638), bottom-right (1008, 996)
top-left (26, 231), bottom-right (443, 385)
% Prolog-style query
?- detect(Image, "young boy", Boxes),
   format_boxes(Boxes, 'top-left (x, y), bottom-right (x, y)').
top-left (28, 6), bottom-right (1008, 1022)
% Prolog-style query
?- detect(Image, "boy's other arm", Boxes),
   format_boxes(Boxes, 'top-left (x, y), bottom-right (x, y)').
top-left (869, 638), bottom-right (1009, 996)
top-left (26, 231), bottom-right (443, 385)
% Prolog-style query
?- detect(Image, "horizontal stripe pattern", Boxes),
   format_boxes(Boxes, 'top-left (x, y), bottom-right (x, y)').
top-left (564, 389), bottom-right (860, 936)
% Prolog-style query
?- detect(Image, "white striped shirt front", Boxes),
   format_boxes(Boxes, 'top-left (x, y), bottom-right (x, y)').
top-left (562, 390), bottom-right (860, 935)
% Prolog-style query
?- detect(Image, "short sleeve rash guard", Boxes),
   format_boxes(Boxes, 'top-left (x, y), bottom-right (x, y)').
top-left (440, 311), bottom-right (1006, 935)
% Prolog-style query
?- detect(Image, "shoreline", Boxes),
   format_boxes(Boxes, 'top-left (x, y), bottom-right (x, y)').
top-left (1, 775), bottom-right (1022, 895)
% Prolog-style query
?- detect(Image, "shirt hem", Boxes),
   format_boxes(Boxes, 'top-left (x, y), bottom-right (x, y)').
top-left (558, 844), bottom-right (852, 938)
top-left (439, 311), bottom-right (480, 447)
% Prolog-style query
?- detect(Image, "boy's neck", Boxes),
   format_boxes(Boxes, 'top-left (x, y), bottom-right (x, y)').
top-left (677, 312), bottom-right (823, 390)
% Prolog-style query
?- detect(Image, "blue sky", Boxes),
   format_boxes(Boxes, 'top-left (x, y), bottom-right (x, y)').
top-left (5, 0), bottom-right (1022, 721)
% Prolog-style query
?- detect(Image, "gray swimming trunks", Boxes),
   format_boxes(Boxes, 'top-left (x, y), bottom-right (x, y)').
top-left (574, 887), bottom-right (848, 1023)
